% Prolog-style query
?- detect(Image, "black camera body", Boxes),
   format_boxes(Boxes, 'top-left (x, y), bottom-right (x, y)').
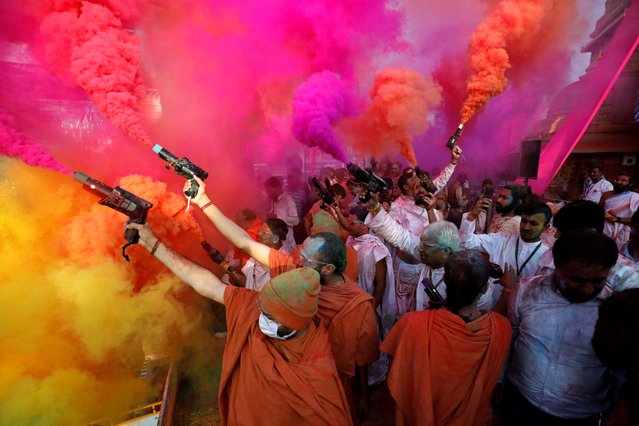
top-left (311, 177), bottom-right (336, 208)
top-left (488, 262), bottom-right (504, 279)
top-left (422, 277), bottom-right (444, 304)
top-left (346, 163), bottom-right (388, 203)
top-left (414, 166), bottom-right (438, 194)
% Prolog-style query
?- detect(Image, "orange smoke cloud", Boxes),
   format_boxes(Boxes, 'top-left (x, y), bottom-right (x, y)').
top-left (0, 160), bottom-right (215, 424)
top-left (460, 0), bottom-right (555, 123)
top-left (345, 68), bottom-right (442, 165)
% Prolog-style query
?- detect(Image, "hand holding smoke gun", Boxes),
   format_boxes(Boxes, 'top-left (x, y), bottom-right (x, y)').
top-left (346, 163), bottom-right (388, 203)
top-left (74, 172), bottom-right (152, 262)
top-left (446, 124), bottom-right (464, 150)
top-left (201, 241), bottom-right (235, 273)
top-left (311, 177), bottom-right (336, 209)
top-left (152, 144), bottom-right (208, 212)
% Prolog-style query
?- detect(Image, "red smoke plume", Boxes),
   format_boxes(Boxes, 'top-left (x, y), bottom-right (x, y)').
top-left (460, 0), bottom-right (555, 124)
top-left (38, 0), bottom-right (151, 145)
top-left (345, 68), bottom-right (442, 166)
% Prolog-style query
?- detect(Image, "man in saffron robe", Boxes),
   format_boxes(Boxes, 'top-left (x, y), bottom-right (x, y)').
top-left (127, 222), bottom-right (352, 426)
top-left (381, 250), bottom-right (512, 426)
top-left (184, 177), bottom-right (379, 420)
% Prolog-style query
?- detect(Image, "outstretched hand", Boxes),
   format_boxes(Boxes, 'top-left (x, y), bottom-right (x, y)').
top-left (468, 197), bottom-right (491, 221)
top-left (415, 190), bottom-right (436, 210)
top-left (497, 264), bottom-right (516, 292)
top-left (184, 175), bottom-right (209, 206)
top-left (451, 145), bottom-right (463, 163)
top-left (125, 222), bottom-right (158, 251)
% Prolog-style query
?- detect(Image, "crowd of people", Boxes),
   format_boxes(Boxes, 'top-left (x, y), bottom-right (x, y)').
top-left (125, 151), bottom-right (639, 425)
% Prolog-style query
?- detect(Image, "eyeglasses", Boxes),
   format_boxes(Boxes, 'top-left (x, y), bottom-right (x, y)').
top-left (419, 242), bottom-right (444, 252)
top-left (299, 250), bottom-right (333, 267)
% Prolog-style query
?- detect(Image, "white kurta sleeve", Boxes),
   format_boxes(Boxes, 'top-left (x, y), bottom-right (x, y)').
top-left (365, 209), bottom-right (421, 259)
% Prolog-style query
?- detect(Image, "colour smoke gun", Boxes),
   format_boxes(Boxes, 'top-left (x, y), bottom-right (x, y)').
top-left (152, 144), bottom-right (208, 199)
top-left (445, 123), bottom-right (464, 150)
top-left (74, 171), bottom-right (152, 261)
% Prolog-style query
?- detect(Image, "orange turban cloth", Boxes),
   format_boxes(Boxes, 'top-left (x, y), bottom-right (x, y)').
top-left (258, 268), bottom-right (321, 330)
top-left (311, 211), bottom-right (340, 236)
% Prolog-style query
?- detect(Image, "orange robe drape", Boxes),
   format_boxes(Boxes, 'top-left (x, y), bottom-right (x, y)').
top-left (269, 250), bottom-right (380, 377)
top-left (318, 278), bottom-right (380, 378)
top-left (219, 287), bottom-right (352, 426)
top-left (381, 309), bottom-right (512, 426)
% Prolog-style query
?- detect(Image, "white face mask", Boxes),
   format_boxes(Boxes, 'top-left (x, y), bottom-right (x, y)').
top-left (258, 312), bottom-right (296, 340)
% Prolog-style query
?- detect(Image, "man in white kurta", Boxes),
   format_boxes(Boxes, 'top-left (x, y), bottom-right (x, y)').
top-left (581, 161), bottom-right (613, 203)
top-left (460, 201), bottom-right (552, 287)
top-left (386, 151), bottom-right (459, 316)
top-left (365, 206), bottom-right (500, 312)
top-left (264, 176), bottom-right (300, 252)
top-left (347, 230), bottom-right (395, 385)
top-left (601, 173), bottom-right (639, 249)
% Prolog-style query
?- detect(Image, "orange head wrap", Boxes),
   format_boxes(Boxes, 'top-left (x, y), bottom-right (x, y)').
top-left (258, 268), bottom-right (320, 330)
top-left (311, 210), bottom-right (340, 236)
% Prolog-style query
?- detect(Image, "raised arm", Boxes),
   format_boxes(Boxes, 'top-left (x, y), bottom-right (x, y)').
top-left (186, 177), bottom-right (271, 266)
top-left (127, 222), bottom-right (226, 303)
top-left (432, 145), bottom-right (462, 193)
top-left (459, 200), bottom-right (497, 251)
top-left (363, 194), bottom-right (421, 259)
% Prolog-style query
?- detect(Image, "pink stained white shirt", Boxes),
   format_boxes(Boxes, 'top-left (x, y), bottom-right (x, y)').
top-left (347, 234), bottom-right (397, 332)
top-left (267, 192), bottom-right (300, 252)
top-left (365, 209), bottom-right (497, 311)
top-left (581, 177), bottom-right (613, 203)
top-left (459, 213), bottom-right (550, 279)
top-left (507, 273), bottom-right (618, 418)
top-left (535, 248), bottom-right (639, 297)
top-left (602, 191), bottom-right (639, 249)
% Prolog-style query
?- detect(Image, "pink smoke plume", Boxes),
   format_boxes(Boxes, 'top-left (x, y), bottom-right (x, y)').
top-left (0, 109), bottom-right (71, 174)
top-left (38, 0), bottom-right (151, 146)
top-left (292, 71), bottom-right (352, 163)
top-left (460, 0), bottom-right (555, 124)
top-left (346, 68), bottom-right (442, 166)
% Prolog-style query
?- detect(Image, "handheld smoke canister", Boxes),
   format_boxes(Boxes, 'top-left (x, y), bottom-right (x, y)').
top-left (152, 145), bottom-right (209, 209)
top-left (445, 123), bottom-right (464, 150)
top-left (74, 172), bottom-right (153, 262)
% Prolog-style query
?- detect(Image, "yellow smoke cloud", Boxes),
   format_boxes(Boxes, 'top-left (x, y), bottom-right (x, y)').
top-left (0, 159), bottom-right (217, 425)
